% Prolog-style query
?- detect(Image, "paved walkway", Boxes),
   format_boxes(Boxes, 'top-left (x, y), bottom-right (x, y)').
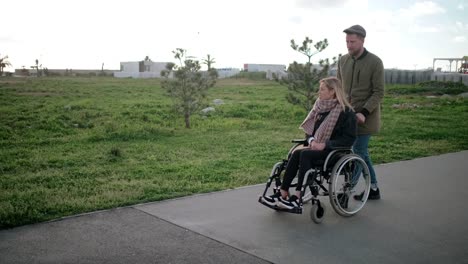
top-left (1, 151), bottom-right (467, 264)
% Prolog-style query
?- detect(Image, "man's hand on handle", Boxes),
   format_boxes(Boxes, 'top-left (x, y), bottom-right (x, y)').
top-left (356, 113), bottom-right (366, 124)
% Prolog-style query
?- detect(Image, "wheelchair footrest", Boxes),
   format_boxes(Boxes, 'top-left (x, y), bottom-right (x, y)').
top-left (258, 196), bottom-right (303, 214)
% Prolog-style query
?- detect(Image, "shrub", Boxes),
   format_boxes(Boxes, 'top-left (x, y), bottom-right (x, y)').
top-left (232, 71), bottom-right (266, 80)
top-left (417, 81), bottom-right (467, 95)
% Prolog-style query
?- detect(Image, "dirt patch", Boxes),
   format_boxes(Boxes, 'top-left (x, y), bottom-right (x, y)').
top-left (0, 79), bottom-right (29, 85)
top-left (16, 91), bottom-right (58, 97)
top-left (392, 103), bottom-right (436, 109)
top-left (216, 78), bottom-right (269, 86)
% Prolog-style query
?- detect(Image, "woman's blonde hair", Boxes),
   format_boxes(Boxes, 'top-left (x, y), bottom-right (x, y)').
top-left (320, 76), bottom-right (353, 111)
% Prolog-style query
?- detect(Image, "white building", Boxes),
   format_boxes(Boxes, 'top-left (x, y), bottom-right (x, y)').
top-left (244, 63), bottom-right (286, 80)
top-left (114, 60), bottom-right (171, 78)
top-left (115, 60), bottom-right (243, 79)
top-left (243, 63), bottom-right (286, 72)
top-left (216, 68), bottom-right (241, 78)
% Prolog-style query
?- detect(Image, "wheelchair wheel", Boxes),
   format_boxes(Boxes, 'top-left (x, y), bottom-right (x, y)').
top-left (310, 201), bottom-right (325, 224)
top-left (329, 154), bottom-right (370, 217)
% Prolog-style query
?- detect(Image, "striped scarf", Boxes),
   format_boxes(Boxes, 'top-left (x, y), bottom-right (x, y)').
top-left (299, 99), bottom-right (342, 143)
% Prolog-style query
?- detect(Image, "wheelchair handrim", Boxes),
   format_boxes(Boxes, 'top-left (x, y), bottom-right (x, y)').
top-left (329, 154), bottom-right (371, 216)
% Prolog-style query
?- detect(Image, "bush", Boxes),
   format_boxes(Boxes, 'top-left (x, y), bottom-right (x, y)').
top-left (418, 80), bottom-right (466, 89)
top-left (418, 81), bottom-right (467, 95)
top-left (232, 71), bottom-right (266, 80)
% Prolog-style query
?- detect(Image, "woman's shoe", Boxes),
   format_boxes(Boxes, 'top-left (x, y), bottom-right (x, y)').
top-left (261, 192), bottom-right (282, 206)
top-left (277, 195), bottom-right (301, 210)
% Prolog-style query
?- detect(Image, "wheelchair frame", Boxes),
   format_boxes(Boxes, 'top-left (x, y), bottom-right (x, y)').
top-left (258, 139), bottom-right (371, 223)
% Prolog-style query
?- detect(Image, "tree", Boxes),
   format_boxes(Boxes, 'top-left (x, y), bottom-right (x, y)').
top-left (277, 37), bottom-right (339, 111)
top-left (99, 63), bottom-right (106, 77)
top-left (0, 55), bottom-right (12, 76)
top-left (290, 37), bottom-right (328, 64)
top-left (161, 48), bottom-right (218, 128)
top-left (31, 59), bottom-right (42, 77)
top-left (202, 54), bottom-right (216, 70)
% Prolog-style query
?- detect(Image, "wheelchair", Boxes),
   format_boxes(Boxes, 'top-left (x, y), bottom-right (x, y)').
top-left (258, 139), bottom-right (371, 224)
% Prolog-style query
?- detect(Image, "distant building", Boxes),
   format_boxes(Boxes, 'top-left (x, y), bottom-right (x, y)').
top-left (216, 68), bottom-right (241, 78)
top-left (115, 60), bottom-right (243, 79)
top-left (14, 68), bottom-right (115, 77)
top-left (114, 60), bottom-right (170, 78)
top-left (243, 63), bottom-right (286, 80)
top-left (243, 63), bottom-right (286, 72)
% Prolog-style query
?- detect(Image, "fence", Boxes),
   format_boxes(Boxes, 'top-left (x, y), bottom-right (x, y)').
top-left (384, 69), bottom-right (468, 85)
top-left (431, 72), bottom-right (468, 85)
top-left (384, 69), bottom-right (432, 84)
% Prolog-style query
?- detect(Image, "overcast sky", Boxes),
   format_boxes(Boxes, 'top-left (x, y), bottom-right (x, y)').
top-left (2, 0), bottom-right (467, 71)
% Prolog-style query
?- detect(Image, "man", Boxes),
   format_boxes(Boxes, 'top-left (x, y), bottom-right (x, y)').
top-left (337, 25), bottom-right (384, 200)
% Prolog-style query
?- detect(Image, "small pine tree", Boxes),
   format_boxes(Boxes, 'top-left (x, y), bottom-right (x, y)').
top-left (161, 48), bottom-right (218, 128)
top-left (277, 37), bottom-right (339, 111)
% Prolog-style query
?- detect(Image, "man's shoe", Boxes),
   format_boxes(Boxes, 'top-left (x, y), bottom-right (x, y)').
top-left (354, 188), bottom-right (381, 201)
top-left (278, 195), bottom-right (301, 210)
top-left (261, 192), bottom-right (282, 206)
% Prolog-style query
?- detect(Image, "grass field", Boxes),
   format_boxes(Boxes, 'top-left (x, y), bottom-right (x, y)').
top-left (1, 77), bottom-right (467, 228)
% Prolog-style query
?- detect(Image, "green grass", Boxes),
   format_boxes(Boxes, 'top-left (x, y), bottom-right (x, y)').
top-left (1, 77), bottom-right (467, 228)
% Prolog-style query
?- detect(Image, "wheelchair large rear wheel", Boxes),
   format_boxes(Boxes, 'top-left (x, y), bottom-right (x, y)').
top-left (329, 154), bottom-right (370, 217)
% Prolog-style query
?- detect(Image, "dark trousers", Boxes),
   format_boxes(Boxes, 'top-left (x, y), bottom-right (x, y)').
top-left (281, 148), bottom-right (329, 192)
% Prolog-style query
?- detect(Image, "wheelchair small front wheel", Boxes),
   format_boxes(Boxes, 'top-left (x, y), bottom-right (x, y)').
top-left (310, 201), bottom-right (325, 224)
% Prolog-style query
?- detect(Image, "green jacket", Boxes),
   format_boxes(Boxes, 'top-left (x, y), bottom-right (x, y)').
top-left (337, 49), bottom-right (384, 135)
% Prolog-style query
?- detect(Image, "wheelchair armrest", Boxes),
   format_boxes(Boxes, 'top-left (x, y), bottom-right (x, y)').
top-left (323, 148), bottom-right (353, 170)
top-left (291, 139), bottom-right (307, 144)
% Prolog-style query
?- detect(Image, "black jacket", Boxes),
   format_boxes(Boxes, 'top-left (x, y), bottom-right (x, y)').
top-left (306, 107), bottom-right (357, 150)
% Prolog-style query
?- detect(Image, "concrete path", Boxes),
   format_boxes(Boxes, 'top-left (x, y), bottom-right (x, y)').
top-left (1, 151), bottom-right (467, 264)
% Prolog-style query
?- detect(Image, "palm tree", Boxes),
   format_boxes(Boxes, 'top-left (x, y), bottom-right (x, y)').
top-left (31, 59), bottom-right (41, 77)
top-left (0, 55), bottom-right (12, 76)
top-left (202, 54), bottom-right (216, 70)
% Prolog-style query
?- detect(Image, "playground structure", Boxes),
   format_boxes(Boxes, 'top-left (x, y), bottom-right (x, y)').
top-left (460, 59), bottom-right (468, 74)
top-left (433, 56), bottom-right (468, 74)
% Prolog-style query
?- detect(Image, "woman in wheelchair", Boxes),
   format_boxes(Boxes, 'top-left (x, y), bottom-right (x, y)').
top-left (261, 76), bottom-right (357, 210)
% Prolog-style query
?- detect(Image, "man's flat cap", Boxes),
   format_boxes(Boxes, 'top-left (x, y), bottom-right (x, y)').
top-left (343, 25), bottom-right (366, 37)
